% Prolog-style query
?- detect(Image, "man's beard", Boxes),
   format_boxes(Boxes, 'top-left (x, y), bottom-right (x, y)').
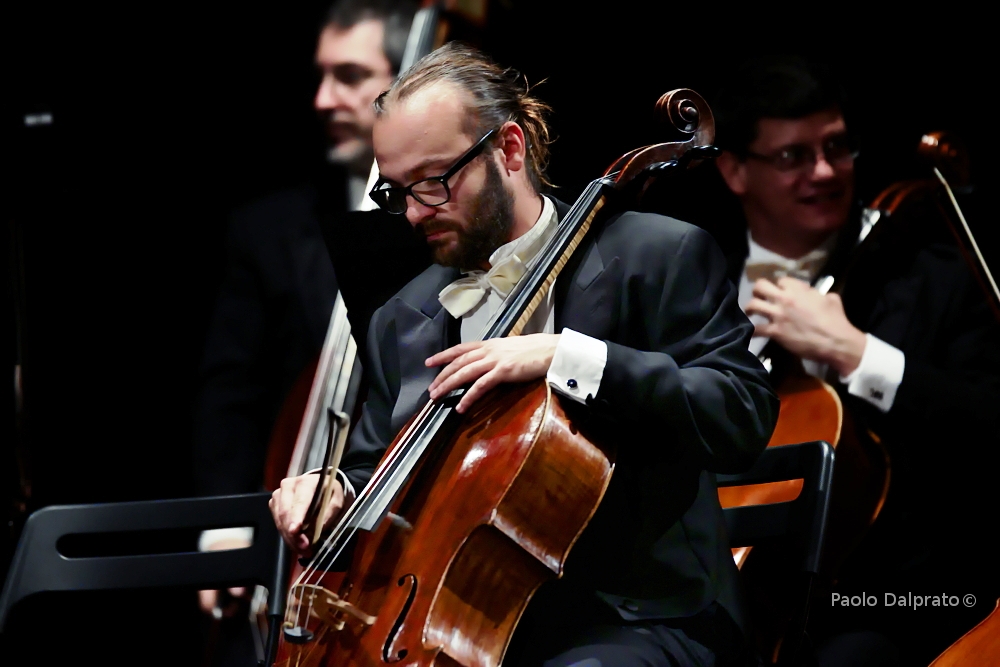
top-left (427, 158), bottom-right (515, 269)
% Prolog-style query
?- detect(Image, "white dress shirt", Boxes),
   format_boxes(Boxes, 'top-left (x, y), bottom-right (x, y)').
top-left (738, 232), bottom-right (904, 413)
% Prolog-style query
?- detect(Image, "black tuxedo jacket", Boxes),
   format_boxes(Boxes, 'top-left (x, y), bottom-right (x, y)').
top-left (341, 202), bottom-right (779, 628)
top-left (194, 184), bottom-right (339, 496)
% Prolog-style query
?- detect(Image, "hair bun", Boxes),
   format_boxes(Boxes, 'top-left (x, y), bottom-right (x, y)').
top-left (502, 67), bottom-right (529, 94)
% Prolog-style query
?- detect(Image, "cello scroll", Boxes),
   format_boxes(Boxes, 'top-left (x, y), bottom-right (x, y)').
top-left (606, 88), bottom-right (717, 186)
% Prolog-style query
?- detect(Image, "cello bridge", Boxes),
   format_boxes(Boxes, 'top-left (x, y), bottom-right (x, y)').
top-left (291, 583), bottom-right (377, 631)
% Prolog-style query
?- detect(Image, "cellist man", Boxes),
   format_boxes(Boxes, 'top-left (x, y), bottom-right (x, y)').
top-left (712, 56), bottom-right (1000, 665)
top-left (271, 43), bottom-right (778, 666)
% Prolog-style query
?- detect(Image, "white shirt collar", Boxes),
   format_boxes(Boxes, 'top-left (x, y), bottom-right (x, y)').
top-left (746, 229), bottom-right (839, 283)
top-left (481, 195), bottom-right (558, 273)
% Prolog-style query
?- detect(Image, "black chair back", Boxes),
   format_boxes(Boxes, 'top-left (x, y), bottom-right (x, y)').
top-left (719, 440), bottom-right (835, 574)
top-left (718, 440), bottom-right (836, 665)
top-left (0, 492), bottom-right (289, 663)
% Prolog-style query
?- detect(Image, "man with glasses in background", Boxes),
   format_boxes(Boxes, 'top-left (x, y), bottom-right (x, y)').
top-left (713, 56), bottom-right (1000, 666)
top-left (714, 58), bottom-right (868, 385)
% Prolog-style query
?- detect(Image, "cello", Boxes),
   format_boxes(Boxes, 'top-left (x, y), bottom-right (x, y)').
top-left (271, 89), bottom-right (719, 667)
top-left (712, 184), bottom-right (894, 665)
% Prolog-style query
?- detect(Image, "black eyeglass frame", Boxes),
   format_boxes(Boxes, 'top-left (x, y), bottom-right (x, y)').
top-left (743, 136), bottom-right (860, 173)
top-left (369, 129), bottom-right (497, 214)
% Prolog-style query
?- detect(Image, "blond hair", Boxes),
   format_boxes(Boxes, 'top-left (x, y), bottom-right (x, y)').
top-left (374, 42), bottom-right (553, 190)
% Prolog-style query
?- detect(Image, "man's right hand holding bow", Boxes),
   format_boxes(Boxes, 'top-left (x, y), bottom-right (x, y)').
top-left (270, 473), bottom-right (346, 553)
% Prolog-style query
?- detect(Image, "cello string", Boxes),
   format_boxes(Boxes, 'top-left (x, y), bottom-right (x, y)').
top-left (295, 410), bottom-right (450, 617)
top-left (288, 457), bottom-right (417, 632)
top-left (297, 402), bottom-right (429, 577)
top-left (292, 399), bottom-right (441, 598)
top-left (305, 399), bottom-right (438, 566)
top-left (300, 430), bottom-right (427, 586)
top-left (302, 468), bottom-right (337, 632)
top-left (292, 440), bottom-right (343, 631)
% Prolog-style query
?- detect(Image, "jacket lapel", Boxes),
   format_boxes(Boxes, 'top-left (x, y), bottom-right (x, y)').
top-left (556, 241), bottom-right (622, 340)
top-left (389, 270), bottom-right (458, 433)
top-left (549, 197), bottom-right (621, 338)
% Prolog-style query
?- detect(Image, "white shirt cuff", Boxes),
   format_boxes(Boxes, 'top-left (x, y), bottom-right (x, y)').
top-left (839, 333), bottom-right (905, 413)
top-left (547, 328), bottom-right (608, 404)
top-left (198, 526), bottom-right (254, 552)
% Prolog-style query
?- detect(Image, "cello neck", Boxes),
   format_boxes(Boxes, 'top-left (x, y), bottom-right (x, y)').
top-left (400, 5), bottom-right (441, 72)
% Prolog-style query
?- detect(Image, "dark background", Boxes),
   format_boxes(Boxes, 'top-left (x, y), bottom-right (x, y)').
top-left (4, 1), bottom-right (995, 663)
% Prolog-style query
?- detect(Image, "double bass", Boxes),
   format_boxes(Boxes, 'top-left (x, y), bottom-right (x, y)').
top-left (271, 89), bottom-right (719, 667)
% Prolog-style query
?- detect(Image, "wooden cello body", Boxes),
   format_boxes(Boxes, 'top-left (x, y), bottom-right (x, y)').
top-left (281, 381), bottom-right (612, 667)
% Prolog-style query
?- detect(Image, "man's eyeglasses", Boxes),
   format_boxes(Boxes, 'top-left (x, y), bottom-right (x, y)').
top-left (745, 135), bottom-right (859, 173)
top-left (369, 129), bottom-right (496, 214)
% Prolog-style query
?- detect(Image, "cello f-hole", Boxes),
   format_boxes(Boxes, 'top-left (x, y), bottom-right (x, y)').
top-left (383, 573), bottom-right (418, 663)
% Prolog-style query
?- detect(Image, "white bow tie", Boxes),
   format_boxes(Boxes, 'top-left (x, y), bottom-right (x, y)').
top-left (438, 196), bottom-right (558, 319)
top-left (438, 254), bottom-right (528, 318)
top-left (745, 248), bottom-right (829, 284)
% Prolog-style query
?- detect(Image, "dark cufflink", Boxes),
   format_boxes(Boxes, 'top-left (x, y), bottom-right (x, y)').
top-left (566, 378), bottom-right (578, 389)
